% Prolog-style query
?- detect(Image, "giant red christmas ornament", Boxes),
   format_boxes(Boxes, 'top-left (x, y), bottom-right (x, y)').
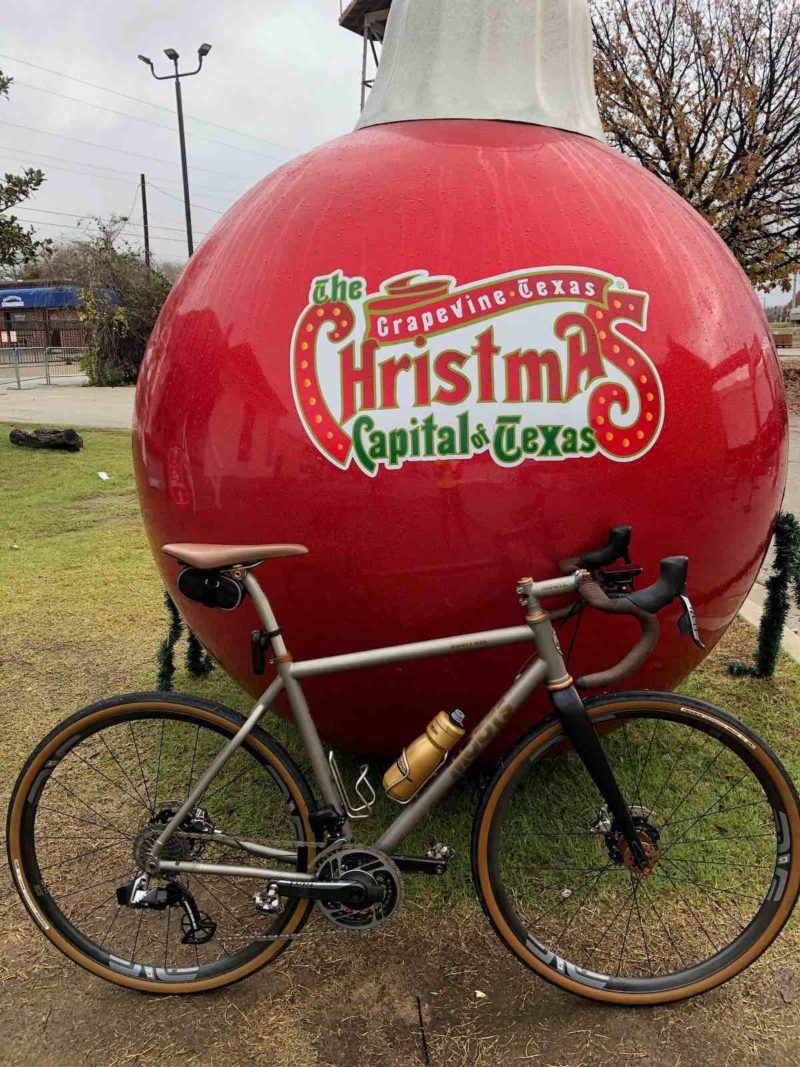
top-left (134, 0), bottom-right (787, 758)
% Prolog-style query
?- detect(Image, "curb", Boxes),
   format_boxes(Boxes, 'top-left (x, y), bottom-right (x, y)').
top-left (739, 597), bottom-right (800, 666)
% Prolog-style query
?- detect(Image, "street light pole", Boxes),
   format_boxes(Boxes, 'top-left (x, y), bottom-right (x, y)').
top-left (138, 44), bottom-right (212, 258)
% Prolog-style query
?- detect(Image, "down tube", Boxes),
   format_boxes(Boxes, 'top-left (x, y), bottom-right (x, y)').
top-left (375, 658), bottom-right (549, 854)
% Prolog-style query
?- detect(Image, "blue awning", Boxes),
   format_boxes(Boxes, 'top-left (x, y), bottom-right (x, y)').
top-left (0, 286), bottom-right (121, 310)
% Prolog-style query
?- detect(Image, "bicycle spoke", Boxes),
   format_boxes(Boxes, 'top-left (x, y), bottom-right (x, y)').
top-left (621, 723), bottom-right (642, 813)
top-left (660, 857), bottom-right (747, 933)
top-left (39, 839), bottom-right (125, 873)
top-left (530, 862), bottom-right (614, 926)
top-left (637, 880), bottom-right (688, 970)
top-left (581, 882), bottom-right (640, 969)
top-left (67, 750), bottom-right (151, 813)
top-left (615, 878), bottom-right (637, 976)
top-left (188, 873), bottom-right (259, 939)
top-left (186, 725), bottom-right (201, 799)
top-left (656, 864), bottom-right (719, 953)
top-left (658, 770), bottom-right (755, 856)
top-left (632, 719), bottom-right (659, 812)
top-left (37, 804), bottom-right (133, 842)
top-left (490, 705), bottom-right (787, 991)
top-left (98, 732), bottom-right (152, 813)
top-left (45, 777), bottom-right (132, 841)
top-left (127, 721), bottom-right (154, 812)
top-left (632, 882), bottom-right (653, 977)
top-left (152, 719), bottom-right (166, 813)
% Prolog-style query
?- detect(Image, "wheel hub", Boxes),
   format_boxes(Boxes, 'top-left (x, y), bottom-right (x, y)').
top-left (132, 804), bottom-right (213, 868)
top-left (604, 810), bottom-right (662, 873)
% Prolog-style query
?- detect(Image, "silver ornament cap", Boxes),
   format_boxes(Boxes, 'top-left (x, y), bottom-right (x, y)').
top-left (357, 0), bottom-right (605, 142)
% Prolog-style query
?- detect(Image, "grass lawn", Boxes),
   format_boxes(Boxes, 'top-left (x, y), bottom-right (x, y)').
top-left (1, 424), bottom-right (799, 1066)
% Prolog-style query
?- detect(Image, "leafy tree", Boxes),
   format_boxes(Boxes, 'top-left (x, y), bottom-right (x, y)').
top-left (26, 217), bottom-right (174, 386)
top-left (591, 0), bottom-right (800, 289)
top-left (0, 70), bottom-right (50, 274)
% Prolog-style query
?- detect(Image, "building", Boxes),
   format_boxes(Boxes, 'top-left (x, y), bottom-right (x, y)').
top-left (0, 279), bottom-right (113, 350)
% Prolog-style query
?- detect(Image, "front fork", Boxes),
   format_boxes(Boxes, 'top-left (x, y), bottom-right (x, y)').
top-left (549, 687), bottom-right (652, 873)
top-left (520, 578), bottom-right (651, 874)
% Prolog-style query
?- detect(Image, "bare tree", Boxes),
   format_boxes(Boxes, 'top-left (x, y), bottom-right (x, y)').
top-left (591, 0), bottom-right (800, 289)
top-left (26, 218), bottom-right (173, 385)
top-left (0, 71), bottom-right (49, 274)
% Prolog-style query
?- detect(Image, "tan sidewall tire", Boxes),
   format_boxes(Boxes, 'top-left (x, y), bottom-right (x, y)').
top-left (472, 695), bottom-right (800, 1006)
top-left (7, 697), bottom-right (316, 995)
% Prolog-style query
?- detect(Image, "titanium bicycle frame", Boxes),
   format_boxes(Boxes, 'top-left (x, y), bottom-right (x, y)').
top-left (150, 567), bottom-right (646, 885)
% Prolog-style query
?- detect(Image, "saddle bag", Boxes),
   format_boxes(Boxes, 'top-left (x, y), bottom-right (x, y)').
top-left (177, 568), bottom-right (245, 611)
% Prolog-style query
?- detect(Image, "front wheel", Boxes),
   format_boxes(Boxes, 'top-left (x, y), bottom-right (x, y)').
top-left (472, 693), bottom-right (800, 1005)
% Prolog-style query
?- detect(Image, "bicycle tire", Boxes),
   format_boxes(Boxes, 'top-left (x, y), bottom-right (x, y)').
top-left (7, 692), bottom-right (317, 995)
top-left (471, 692), bottom-right (800, 1005)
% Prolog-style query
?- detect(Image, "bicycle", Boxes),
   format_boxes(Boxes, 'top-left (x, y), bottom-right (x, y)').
top-left (7, 527), bottom-right (800, 1005)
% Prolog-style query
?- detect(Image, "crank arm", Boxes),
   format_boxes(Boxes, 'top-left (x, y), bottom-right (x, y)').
top-left (550, 688), bottom-right (652, 873)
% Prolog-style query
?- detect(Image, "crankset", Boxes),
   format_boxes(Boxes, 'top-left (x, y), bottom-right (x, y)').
top-left (313, 845), bottom-right (404, 932)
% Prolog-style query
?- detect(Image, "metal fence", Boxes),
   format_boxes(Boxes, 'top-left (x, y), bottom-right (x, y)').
top-left (1, 322), bottom-right (88, 350)
top-left (0, 346), bottom-right (88, 389)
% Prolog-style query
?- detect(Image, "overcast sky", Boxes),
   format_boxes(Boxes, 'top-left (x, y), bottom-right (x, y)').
top-left (0, 2), bottom-right (788, 305)
top-left (0, 1), bottom-right (363, 265)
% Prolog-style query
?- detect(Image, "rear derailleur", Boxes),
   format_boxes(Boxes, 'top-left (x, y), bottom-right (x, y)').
top-left (116, 873), bottom-right (217, 946)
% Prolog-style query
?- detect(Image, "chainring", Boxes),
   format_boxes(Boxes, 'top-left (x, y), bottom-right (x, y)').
top-left (314, 845), bottom-right (404, 933)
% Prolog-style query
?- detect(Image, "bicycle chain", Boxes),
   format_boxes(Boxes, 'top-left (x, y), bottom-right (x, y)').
top-left (173, 833), bottom-right (356, 943)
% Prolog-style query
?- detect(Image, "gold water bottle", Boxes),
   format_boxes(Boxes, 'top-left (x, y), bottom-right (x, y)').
top-left (383, 710), bottom-right (466, 803)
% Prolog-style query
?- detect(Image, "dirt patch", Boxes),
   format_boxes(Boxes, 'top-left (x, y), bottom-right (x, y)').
top-left (0, 889), bottom-right (797, 1067)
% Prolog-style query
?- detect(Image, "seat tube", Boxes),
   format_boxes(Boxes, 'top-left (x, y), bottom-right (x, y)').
top-left (242, 573), bottom-right (345, 819)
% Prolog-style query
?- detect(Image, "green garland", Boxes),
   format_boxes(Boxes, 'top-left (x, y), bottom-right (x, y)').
top-left (156, 591), bottom-right (215, 691)
top-left (729, 512), bottom-right (800, 679)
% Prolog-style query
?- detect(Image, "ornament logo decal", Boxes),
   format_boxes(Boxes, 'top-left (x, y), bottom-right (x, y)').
top-left (290, 268), bottom-right (664, 477)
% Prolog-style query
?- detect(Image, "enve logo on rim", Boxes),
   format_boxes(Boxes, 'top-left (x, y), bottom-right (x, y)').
top-left (290, 267), bottom-right (665, 477)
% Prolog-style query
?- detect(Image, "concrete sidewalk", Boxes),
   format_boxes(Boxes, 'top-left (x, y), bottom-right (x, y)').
top-left (0, 382), bottom-right (135, 430)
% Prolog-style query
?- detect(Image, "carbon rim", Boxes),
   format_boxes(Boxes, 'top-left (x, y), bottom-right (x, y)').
top-left (476, 698), bottom-right (799, 1000)
top-left (8, 698), bottom-right (315, 991)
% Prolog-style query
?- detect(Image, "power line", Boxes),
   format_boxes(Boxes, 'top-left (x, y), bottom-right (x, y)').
top-left (0, 118), bottom-right (263, 182)
top-left (19, 205), bottom-right (209, 236)
top-left (0, 52), bottom-right (302, 154)
top-left (0, 144), bottom-right (242, 201)
top-left (124, 182), bottom-right (140, 225)
top-left (11, 79), bottom-right (292, 163)
top-left (148, 183), bottom-right (224, 215)
top-left (14, 213), bottom-right (205, 244)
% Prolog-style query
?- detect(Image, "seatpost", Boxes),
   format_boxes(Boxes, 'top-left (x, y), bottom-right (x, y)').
top-left (243, 571), bottom-right (289, 662)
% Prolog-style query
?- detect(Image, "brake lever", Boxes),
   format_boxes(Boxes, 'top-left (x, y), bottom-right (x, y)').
top-left (677, 594), bottom-right (705, 649)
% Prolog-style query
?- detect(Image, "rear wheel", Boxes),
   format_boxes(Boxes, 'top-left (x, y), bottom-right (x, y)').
top-left (472, 693), bottom-right (800, 1005)
top-left (7, 693), bottom-right (317, 994)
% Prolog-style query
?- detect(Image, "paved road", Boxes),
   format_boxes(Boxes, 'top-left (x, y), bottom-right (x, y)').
top-left (0, 381), bottom-right (135, 430)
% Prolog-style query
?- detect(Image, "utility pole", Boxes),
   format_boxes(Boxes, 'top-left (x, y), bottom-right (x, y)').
top-left (138, 43), bottom-right (212, 258)
top-left (140, 173), bottom-right (151, 272)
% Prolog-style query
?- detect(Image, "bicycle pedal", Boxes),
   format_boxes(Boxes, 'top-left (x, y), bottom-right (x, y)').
top-left (254, 886), bottom-right (284, 915)
top-left (426, 843), bottom-right (456, 863)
